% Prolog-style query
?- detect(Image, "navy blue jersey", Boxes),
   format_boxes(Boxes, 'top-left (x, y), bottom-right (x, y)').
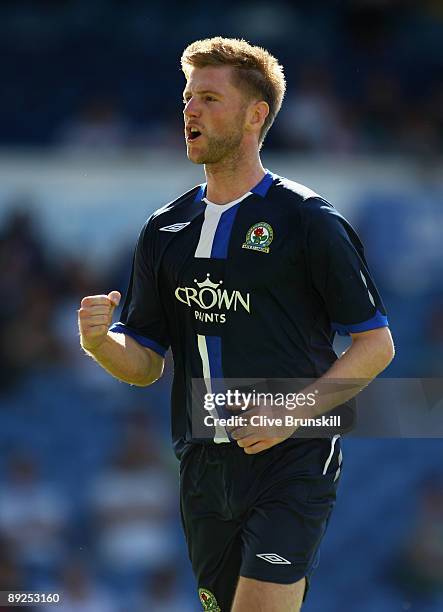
top-left (110, 171), bottom-right (388, 458)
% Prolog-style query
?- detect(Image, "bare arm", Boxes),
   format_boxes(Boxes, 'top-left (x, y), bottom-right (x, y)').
top-left (300, 325), bottom-right (395, 417)
top-left (234, 326), bottom-right (395, 453)
top-left (82, 331), bottom-right (164, 386)
top-left (78, 292), bottom-right (164, 387)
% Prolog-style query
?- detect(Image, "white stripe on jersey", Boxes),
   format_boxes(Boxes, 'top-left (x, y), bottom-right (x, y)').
top-left (194, 193), bottom-right (251, 258)
top-left (360, 270), bottom-right (376, 307)
top-left (194, 192), bottom-right (251, 444)
top-left (323, 434), bottom-right (340, 475)
top-left (197, 334), bottom-right (230, 444)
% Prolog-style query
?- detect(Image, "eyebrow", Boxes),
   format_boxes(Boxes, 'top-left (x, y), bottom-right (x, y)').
top-left (182, 90), bottom-right (222, 99)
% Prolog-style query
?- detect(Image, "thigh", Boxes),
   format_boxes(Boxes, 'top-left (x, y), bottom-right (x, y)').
top-left (182, 506), bottom-right (242, 612)
top-left (239, 438), bottom-right (342, 598)
top-left (232, 576), bottom-right (306, 612)
top-left (180, 445), bottom-right (242, 612)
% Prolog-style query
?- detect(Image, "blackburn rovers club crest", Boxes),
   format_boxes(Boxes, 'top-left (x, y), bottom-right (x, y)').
top-left (198, 588), bottom-right (221, 611)
top-left (242, 222), bottom-right (274, 253)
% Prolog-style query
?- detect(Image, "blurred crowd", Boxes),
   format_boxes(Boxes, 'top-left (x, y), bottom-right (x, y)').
top-left (0, 422), bottom-right (194, 612)
top-left (0, 206), bottom-right (193, 609)
top-left (0, 0), bottom-right (442, 156)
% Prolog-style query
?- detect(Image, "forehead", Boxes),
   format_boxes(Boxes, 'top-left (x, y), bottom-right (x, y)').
top-left (184, 65), bottom-right (239, 95)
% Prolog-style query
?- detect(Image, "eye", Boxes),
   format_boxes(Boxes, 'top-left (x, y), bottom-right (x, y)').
top-left (205, 95), bottom-right (216, 102)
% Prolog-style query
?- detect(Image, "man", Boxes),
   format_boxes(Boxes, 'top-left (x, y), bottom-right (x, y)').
top-left (78, 37), bottom-right (394, 612)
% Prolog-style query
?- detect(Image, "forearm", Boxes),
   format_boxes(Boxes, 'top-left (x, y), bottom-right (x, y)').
top-left (81, 331), bottom-right (163, 386)
top-left (300, 328), bottom-right (395, 418)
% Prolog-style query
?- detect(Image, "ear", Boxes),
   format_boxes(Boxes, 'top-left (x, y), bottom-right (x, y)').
top-left (246, 100), bottom-right (269, 134)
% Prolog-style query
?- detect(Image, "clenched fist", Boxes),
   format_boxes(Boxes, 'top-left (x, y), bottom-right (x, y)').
top-left (78, 291), bottom-right (121, 351)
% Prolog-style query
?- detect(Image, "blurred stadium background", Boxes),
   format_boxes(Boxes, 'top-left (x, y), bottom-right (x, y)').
top-left (0, 1), bottom-right (442, 610)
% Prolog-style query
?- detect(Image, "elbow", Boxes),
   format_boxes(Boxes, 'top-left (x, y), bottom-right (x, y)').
top-left (349, 326), bottom-right (395, 378)
top-left (382, 345), bottom-right (395, 370)
top-left (136, 351), bottom-right (165, 387)
top-left (129, 372), bottom-right (162, 387)
top-left (388, 339), bottom-right (395, 363)
top-left (136, 372), bottom-right (163, 387)
top-left (379, 329), bottom-right (395, 371)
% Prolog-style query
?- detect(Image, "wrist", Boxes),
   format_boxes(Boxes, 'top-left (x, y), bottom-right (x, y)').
top-left (80, 332), bottom-right (109, 355)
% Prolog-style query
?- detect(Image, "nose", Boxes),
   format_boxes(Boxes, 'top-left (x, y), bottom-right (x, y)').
top-left (183, 97), bottom-right (201, 118)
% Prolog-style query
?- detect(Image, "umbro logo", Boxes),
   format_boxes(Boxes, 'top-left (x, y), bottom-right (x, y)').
top-left (256, 553), bottom-right (291, 565)
top-left (159, 222), bottom-right (190, 232)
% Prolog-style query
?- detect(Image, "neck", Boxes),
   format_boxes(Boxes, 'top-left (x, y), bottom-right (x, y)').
top-left (204, 147), bottom-right (266, 204)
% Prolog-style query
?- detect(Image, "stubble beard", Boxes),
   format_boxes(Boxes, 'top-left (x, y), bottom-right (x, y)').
top-left (188, 110), bottom-right (247, 166)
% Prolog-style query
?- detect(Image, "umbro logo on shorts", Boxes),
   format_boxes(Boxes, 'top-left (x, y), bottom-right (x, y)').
top-left (159, 222), bottom-right (191, 232)
top-left (256, 553), bottom-right (291, 565)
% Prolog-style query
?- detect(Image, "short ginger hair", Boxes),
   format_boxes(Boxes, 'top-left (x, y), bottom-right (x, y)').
top-left (181, 37), bottom-right (286, 145)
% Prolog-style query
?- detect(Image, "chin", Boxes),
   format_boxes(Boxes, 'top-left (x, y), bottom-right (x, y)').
top-left (187, 149), bottom-right (206, 165)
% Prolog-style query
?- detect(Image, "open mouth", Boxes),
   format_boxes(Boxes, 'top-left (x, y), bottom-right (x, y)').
top-left (187, 128), bottom-right (202, 142)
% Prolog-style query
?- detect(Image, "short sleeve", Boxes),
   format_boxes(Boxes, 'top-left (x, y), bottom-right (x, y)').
top-left (109, 218), bottom-right (170, 356)
top-left (303, 197), bottom-right (389, 336)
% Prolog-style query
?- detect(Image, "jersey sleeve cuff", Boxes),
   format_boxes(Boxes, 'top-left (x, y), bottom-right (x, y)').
top-left (332, 310), bottom-right (389, 336)
top-left (109, 323), bottom-right (168, 357)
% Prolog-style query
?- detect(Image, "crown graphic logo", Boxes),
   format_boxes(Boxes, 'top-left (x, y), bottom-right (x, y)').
top-left (194, 273), bottom-right (223, 289)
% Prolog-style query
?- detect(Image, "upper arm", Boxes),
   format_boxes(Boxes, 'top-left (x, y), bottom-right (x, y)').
top-left (350, 325), bottom-right (394, 346)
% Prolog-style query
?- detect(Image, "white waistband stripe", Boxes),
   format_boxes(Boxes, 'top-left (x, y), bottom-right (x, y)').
top-left (323, 434), bottom-right (340, 475)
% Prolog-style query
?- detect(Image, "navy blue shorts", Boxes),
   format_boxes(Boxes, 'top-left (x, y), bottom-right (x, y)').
top-left (179, 436), bottom-right (342, 611)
